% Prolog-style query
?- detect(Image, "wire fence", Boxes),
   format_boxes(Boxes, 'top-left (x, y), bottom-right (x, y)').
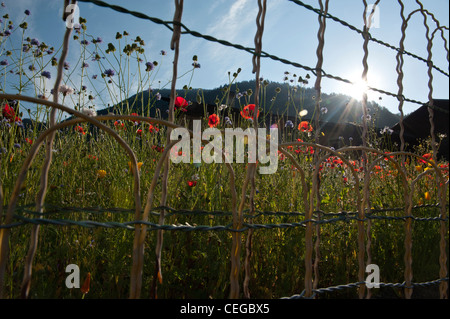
top-left (0, 0), bottom-right (449, 299)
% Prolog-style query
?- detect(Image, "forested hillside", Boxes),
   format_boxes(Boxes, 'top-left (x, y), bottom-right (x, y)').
top-left (99, 79), bottom-right (400, 128)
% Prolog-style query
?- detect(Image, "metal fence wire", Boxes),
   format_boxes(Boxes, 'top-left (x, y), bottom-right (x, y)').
top-left (0, 0), bottom-right (448, 299)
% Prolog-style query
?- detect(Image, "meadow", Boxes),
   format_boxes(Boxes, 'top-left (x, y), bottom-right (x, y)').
top-left (0, 10), bottom-right (448, 299)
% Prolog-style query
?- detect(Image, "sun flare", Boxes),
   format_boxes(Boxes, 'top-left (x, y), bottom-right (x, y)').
top-left (340, 72), bottom-right (381, 101)
top-left (348, 79), bottom-right (369, 100)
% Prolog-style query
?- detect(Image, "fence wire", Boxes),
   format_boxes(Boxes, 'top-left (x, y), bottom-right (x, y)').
top-left (75, 0), bottom-right (449, 111)
top-left (1, 204), bottom-right (448, 231)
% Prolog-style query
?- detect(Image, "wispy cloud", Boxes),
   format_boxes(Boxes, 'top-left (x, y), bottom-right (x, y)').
top-left (193, 0), bottom-right (258, 81)
top-left (206, 0), bottom-right (256, 44)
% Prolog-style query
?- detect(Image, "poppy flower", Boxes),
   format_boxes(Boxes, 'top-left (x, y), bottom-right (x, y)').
top-left (208, 114), bottom-right (220, 128)
top-left (74, 125), bottom-right (86, 135)
top-left (114, 120), bottom-right (125, 129)
top-left (136, 128), bottom-right (142, 136)
top-left (25, 138), bottom-right (33, 145)
top-left (149, 124), bottom-right (159, 133)
top-left (187, 180), bottom-right (197, 187)
top-left (175, 96), bottom-right (188, 110)
top-left (2, 103), bottom-right (15, 122)
top-left (298, 121), bottom-right (313, 132)
top-left (130, 113), bottom-right (140, 124)
top-left (152, 145), bottom-right (164, 153)
top-left (81, 272), bottom-right (91, 295)
top-left (419, 153), bottom-right (432, 164)
top-left (240, 104), bottom-right (259, 120)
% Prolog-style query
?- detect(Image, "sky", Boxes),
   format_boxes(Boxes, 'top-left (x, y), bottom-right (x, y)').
top-left (1, 0), bottom-right (449, 116)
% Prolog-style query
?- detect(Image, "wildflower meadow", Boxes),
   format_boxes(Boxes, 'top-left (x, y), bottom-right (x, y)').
top-left (0, 4), bottom-right (448, 300)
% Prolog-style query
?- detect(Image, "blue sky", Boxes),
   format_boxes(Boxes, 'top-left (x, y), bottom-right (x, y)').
top-left (2, 0), bottom-right (449, 116)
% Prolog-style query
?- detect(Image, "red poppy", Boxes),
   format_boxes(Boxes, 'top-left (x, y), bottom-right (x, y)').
top-left (152, 145), bottom-right (164, 153)
top-left (298, 121), bottom-right (313, 132)
top-left (74, 125), bottom-right (86, 135)
top-left (81, 272), bottom-right (91, 295)
top-left (2, 103), bottom-right (17, 122)
top-left (175, 96), bottom-right (188, 110)
top-left (25, 138), bottom-right (33, 145)
top-left (114, 120), bottom-right (125, 129)
top-left (136, 129), bottom-right (142, 136)
top-left (240, 104), bottom-right (259, 120)
top-left (2, 103), bottom-right (14, 117)
top-left (333, 158), bottom-right (343, 166)
top-left (384, 152), bottom-right (394, 161)
top-left (187, 180), bottom-right (197, 187)
top-left (208, 114), bottom-right (220, 128)
top-left (149, 124), bottom-right (159, 133)
top-left (130, 112), bottom-right (140, 124)
top-left (419, 153), bottom-right (432, 164)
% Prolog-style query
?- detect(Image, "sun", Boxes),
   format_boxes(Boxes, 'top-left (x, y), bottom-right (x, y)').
top-left (348, 79), bottom-right (369, 100)
top-left (340, 72), bottom-right (381, 101)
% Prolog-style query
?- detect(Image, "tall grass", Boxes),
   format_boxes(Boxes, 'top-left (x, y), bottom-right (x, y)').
top-left (0, 11), bottom-right (448, 299)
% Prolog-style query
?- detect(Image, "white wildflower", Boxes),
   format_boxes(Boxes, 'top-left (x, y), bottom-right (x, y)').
top-left (380, 126), bottom-right (393, 135)
top-left (59, 84), bottom-right (74, 96)
top-left (81, 107), bottom-right (97, 117)
top-left (299, 109), bottom-right (308, 117)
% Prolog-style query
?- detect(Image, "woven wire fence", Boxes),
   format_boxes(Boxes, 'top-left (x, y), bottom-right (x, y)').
top-left (0, 0), bottom-right (448, 299)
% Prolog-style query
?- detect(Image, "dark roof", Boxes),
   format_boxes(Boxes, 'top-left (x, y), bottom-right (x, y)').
top-left (390, 99), bottom-right (449, 160)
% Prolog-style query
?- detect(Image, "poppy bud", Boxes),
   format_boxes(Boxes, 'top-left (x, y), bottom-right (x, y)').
top-left (81, 273), bottom-right (91, 295)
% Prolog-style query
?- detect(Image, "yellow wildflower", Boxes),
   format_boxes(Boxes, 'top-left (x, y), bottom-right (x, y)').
top-left (424, 192), bottom-right (431, 200)
top-left (97, 169), bottom-right (107, 179)
top-left (128, 161), bottom-right (143, 173)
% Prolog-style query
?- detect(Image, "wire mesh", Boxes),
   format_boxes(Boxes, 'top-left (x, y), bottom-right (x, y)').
top-left (0, 0), bottom-right (448, 299)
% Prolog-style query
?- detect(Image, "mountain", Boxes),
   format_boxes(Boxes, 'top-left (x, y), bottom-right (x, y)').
top-left (96, 79), bottom-right (400, 128)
